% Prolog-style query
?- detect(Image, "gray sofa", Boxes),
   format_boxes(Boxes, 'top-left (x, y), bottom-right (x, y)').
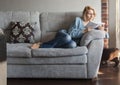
top-left (0, 11), bottom-right (105, 79)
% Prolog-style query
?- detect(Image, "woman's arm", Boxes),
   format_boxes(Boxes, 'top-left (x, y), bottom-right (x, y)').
top-left (68, 17), bottom-right (85, 38)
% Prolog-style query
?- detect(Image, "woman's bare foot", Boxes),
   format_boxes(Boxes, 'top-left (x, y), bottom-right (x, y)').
top-left (31, 42), bottom-right (41, 49)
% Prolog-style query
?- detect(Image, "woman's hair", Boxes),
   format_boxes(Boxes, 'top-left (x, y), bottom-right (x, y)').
top-left (82, 6), bottom-right (96, 21)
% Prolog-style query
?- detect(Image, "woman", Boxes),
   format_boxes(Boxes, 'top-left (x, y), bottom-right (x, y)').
top-left (31, 6), bottom-right (105, 49)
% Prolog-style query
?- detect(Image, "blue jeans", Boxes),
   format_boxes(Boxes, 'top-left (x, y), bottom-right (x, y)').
top-left (40, 30), bottom-right (77, 48)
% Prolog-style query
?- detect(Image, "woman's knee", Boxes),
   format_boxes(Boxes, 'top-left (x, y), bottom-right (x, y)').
top-left (57, 31), bottom-right (72, 42)
top-left (59, 29), bottom-right (67, 33)
top-left (56, 29), bottom-right (68, 37)
top-left (67, 40), bottom-right (77, 48)
top-left (64, 34), bottom-right (71, 42)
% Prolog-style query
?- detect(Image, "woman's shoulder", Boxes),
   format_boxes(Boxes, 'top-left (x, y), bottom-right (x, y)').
top-left (74, 17), bottom-right (83, 22)
top-left (75, 17), bottom-right (82, 20)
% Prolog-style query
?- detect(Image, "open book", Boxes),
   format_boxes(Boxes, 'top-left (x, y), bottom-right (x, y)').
top-left (86, 22), bottom-right (103, 29)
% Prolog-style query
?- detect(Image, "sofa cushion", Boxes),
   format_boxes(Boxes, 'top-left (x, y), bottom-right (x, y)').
top-left (32, 46), bottom-right (88, 57)
top-left (8, 54), bottom-right (87, 65)
top-left (9, 22), bottom-right (35, 43)
top-left (7, 43), bottom-right (32, 58)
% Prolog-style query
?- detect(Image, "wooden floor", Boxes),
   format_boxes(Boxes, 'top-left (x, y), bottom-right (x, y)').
top-left (7, 64), bottom-right (120, 85)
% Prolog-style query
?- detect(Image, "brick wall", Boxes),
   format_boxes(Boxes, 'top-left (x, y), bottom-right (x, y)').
top-left (101, 0), bottom-right (108, 28)
top-left (102, 0), bottom-right (109, 48)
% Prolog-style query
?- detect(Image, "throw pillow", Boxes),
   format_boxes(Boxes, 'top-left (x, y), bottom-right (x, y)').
top-left (10, 22), bottom-right (35, 43)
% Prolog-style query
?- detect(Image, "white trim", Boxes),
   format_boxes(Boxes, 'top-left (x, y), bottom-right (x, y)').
top-left (116, 0), bottom-right (120, 49)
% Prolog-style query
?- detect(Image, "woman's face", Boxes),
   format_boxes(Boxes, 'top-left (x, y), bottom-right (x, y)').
top-left (86, 9), bottom-right (95, 21)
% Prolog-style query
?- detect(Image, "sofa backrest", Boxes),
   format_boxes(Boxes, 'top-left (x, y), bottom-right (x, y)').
top-left (0, 11), bottom-right (41, 43)
top-left (40, 12), bottom-right (83, 42)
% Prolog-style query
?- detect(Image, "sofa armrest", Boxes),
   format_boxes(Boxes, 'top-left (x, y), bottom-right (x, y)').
top-left (80, 30), bottom-right (104, 78)
top-left (0, 29), bottom-right (6, 61)
top-left (87, 39), bottom-right (104, 78)
top-left (80, 30), bottom-right (105, 46)
top-left (80, 30), bottom-right (105, 78)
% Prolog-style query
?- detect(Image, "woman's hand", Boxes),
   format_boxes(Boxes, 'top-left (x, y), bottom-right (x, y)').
top-left (84, 27), bottom-right (93, 33)
top-left (98, 23), bottom-right (105, 31)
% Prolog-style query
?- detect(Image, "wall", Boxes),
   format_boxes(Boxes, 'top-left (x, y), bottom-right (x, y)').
top-left (0, 0), bottom-right (101, 12)
top-left (0, 0), bottom-right (101, 22)
top-left (101, 0), bottom-right (108, 27)
top-left (108, 0), bottom-right (116, 48)
top-left (101, 0), bottom-right (119, 48)
top-left (116, 0), bottom-right (120, 49)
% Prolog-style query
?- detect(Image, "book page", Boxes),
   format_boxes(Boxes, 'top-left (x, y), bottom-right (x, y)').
top-left (86, 22), bottom-right (102, 29)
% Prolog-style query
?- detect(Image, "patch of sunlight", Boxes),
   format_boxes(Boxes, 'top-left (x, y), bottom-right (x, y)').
top-left (98, 71), bottom-right (104, 75)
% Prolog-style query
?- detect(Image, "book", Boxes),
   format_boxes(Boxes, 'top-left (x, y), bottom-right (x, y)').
top-left (86, 22), bottom-right (103, 29)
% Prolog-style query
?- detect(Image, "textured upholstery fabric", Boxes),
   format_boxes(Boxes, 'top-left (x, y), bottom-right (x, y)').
top-left (80, 30), bottom-right (105, 46)
top-left (7, 43), bottom-right (32, 58)
top-left (32, 46), bottom-right (88, 57)
top-left (7, 55), bottom-right (87, 64)
top-left (87, 39), bottom-right (104, 78)
top-left (8, 65), bottom-right (87, 78)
